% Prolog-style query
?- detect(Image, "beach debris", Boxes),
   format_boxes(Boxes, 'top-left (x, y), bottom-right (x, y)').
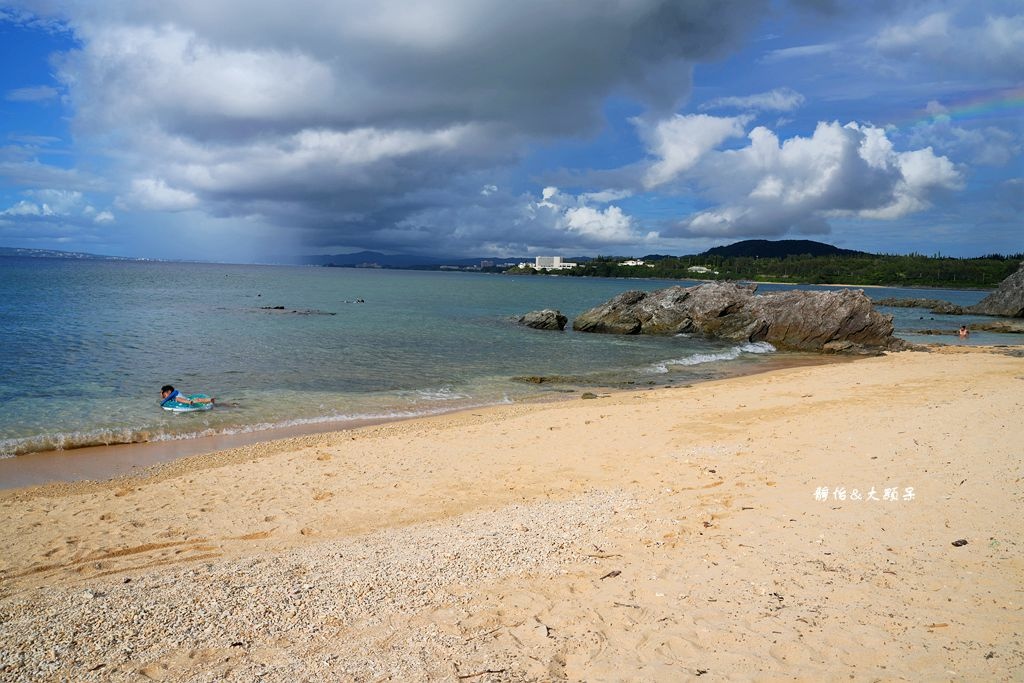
top-left (599, 570), bottom-right (622, 580)
top-left (457, 669), bottom-right (507, 680)
top-left (581, 392), bottom-right (599, 399)
top-left (951, 539), bottom-right (968, 547)
top-left (517, 309), bottom-right (568, 331)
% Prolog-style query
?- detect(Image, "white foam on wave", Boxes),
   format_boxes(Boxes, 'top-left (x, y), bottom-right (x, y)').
top-left (0, 396), bottom-right (515, 458)
top-left (649, 341), bottom-right (776, 374)
top-left (410, 385), bottom-right (471, 401)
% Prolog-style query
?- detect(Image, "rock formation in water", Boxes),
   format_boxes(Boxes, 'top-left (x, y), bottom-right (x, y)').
top-left (572, 282), bottom-right (902, 353)
top-left (968, 262), bottom-right (1024, 317)
top-left (517, 309), bottom-right (568, 331)
top-left (874, 298), bottom-right (965, 315)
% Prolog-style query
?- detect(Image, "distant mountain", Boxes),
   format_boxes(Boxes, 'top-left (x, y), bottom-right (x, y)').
top-left (701, 239), bottom-right (867, 259)
top-left (0, 246), bottom-right (140, 261)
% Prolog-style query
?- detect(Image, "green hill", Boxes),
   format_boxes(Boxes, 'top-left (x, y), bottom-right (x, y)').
top-left (703, 239), bottom-right (866, 259)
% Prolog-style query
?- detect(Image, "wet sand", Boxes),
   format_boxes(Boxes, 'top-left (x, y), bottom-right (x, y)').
top-left (0, 353), bottom-right (843, 490)
top-left (1, 346), bottom-right (1021, 681)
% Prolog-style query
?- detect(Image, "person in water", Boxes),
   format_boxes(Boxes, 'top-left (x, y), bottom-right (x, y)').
top-left (160, 385), bottom-right (214, 406)
top-left (958, 325), bottom-right (970, 339)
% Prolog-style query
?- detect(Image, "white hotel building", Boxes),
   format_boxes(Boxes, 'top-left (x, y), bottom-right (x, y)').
top-left (519, 256), bottom-right (579, 271)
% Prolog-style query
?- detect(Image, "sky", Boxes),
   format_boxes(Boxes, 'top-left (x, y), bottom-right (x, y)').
top-left (0, 0), bottom-right (1021, 262)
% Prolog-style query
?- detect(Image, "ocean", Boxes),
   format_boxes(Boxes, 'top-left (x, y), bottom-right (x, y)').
top-left (0, 256), bottom-right (1010, 458)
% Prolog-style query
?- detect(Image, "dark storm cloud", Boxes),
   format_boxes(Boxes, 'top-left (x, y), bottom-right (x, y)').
top-left (15, 0), bottom-right (769, 254)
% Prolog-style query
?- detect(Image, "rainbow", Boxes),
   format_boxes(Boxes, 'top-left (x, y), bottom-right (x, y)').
top-left (890, 85), bottom-right (1024, 129)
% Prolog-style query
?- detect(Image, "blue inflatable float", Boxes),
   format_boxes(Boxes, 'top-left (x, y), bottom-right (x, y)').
top-left (161, 394), bottom-right (214, 412)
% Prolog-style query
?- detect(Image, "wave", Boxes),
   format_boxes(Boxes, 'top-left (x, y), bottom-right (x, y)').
top-left (407, 385), bottom-right (471, 402)
top-left (0, 396), bottom-right (513, 459)
top-left (649, 341), bottom-right (775, 374)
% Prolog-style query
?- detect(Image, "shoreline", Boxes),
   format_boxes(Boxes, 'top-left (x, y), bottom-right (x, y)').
top-left (0, 352), bottom-right (846, 491)
top-left (0, 345), bottom-right (1020, 680)
top-left (521, 272), bottom-right (997, 291)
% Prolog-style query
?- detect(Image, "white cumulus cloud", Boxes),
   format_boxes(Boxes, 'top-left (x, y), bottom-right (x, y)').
top-left (524, 186), bottom-right (651, 246)
top-left (661, 119), bottom-right (963, 236)
top-left (0, 200), bottom-right (52, 217)
top-left (0, 188), bottom-right (116, 225)
top-left (563, 205), bottom-right (635, 241)
top-left (638, 113), bottom-right (749, 189)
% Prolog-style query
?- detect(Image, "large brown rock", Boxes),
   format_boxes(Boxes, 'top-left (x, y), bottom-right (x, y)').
top-left (572, 282), bottom-right (900, 353)
top-left (748, 289), bottom-right (898, 351)
top-left (968, 262), bottom-right (1024, 317)
top-left (571, 283), bottom-right (757, 335)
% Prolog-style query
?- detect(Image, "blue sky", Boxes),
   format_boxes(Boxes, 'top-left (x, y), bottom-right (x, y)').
top-left (0, 1), bottom-right (1020, 261)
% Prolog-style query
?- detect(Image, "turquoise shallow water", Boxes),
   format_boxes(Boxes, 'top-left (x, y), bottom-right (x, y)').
top-left (0, 257), bottom-right (1013, 457)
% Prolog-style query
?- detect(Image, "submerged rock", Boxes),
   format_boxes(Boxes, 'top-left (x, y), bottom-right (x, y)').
top-left (968, 262), bottom-right (1024, 317)
top-left (874, 297), bottom-right (965, 315)
top-left (511, 374), bottom-right (579, 384)
top-left (518, 309), bottom-right (568, 331)
top-left (969, 320), bottom-right (1024, 334)
top-left (572, 282), bottom-right (901, 354)
top-left (258, 306), bottom-right (336, 316)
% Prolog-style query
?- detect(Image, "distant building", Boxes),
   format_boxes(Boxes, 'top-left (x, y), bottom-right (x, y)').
top-left (619, 259), bottom-right (654, 268)
top-left (531, 256), bottom-right (579, 271)
top-left (480, 260), bottom-right (494, 268)
top-left (687, 265), bottom-right (719, 275)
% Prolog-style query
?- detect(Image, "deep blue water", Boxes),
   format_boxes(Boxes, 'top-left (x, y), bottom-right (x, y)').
top-left (0, 257), bottom-right (1012, 456)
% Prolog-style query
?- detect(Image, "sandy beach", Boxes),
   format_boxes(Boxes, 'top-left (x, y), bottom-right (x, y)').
top-left (1, 346), bottom-right (1022, 681)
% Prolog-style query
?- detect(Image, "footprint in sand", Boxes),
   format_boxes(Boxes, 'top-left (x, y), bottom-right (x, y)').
top-left (137, 662), bottom-right (169, 680)
top-left (312, 489), bottom-right (334, 501)
top-left (568, 628), bottom-right (609, 665)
